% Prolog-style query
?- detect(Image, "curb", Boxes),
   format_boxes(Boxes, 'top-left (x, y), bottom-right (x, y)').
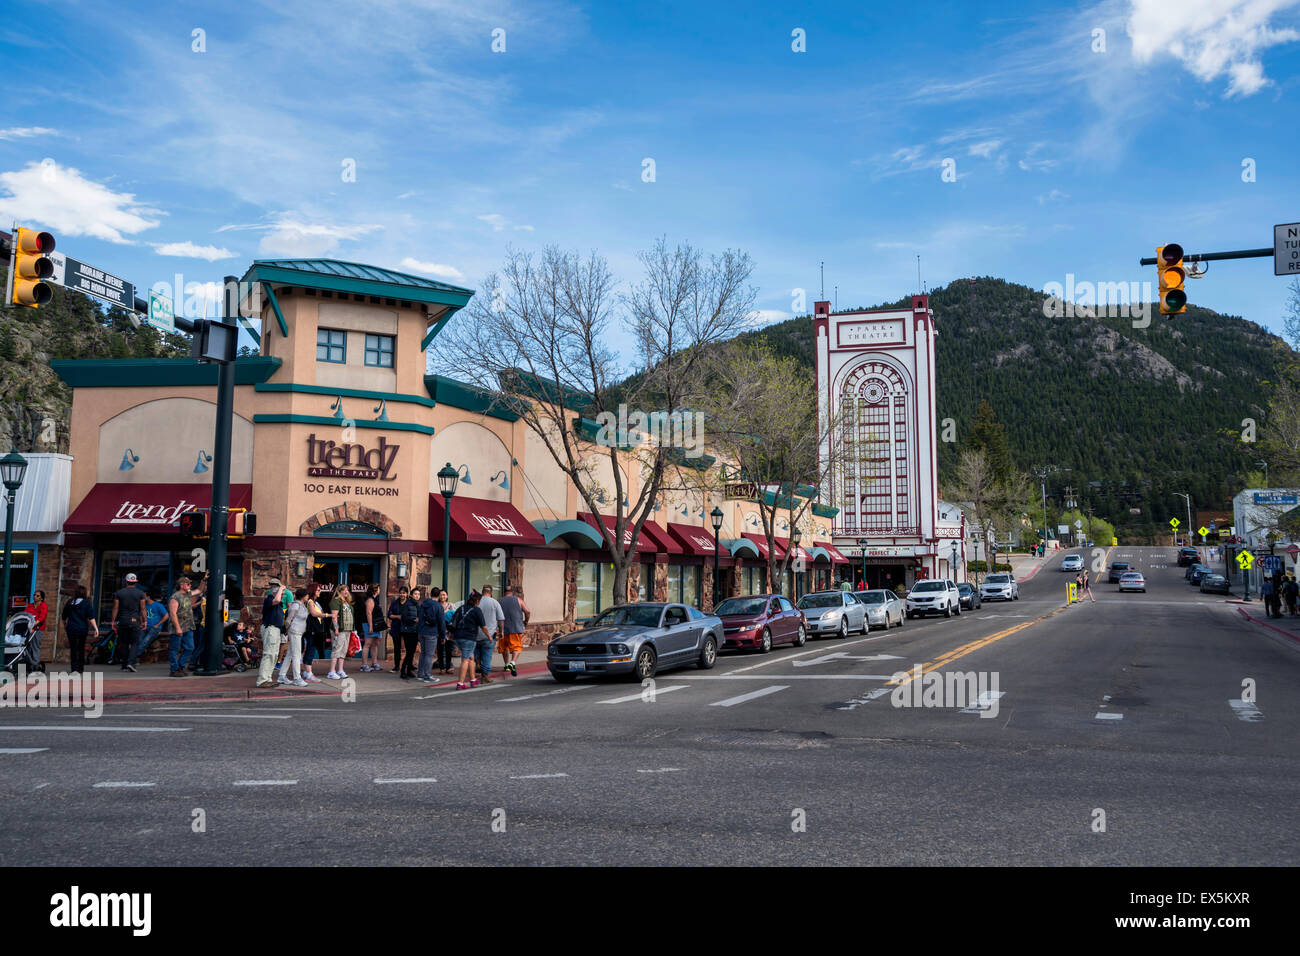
top-left (1235, 606), bottom-right (1300, 645)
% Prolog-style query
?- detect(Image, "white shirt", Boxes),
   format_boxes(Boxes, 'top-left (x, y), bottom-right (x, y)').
top-left (478, 595), bottom-right (504, 635)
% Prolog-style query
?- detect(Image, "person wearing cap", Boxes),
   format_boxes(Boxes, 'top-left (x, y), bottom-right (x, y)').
top-left (111, 573), bottom-right (148, 672)
top-left (167, 576), bottom-right (197, 677)
top-left (256, 578), bottom-right (285, 688)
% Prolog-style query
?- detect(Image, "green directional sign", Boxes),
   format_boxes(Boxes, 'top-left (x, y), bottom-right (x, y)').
top-left (1169, 517), bottom-right (1180, 528)
top-left (1236, 551), bottom-right (1254, 570)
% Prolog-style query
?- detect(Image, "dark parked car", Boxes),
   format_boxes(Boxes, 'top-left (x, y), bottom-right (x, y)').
top-left (1200, 573), bottom-right (1231, 595)
top-left (716, 594), bottom-right (806, 652)
top-left (1107, 561), bottom-right (1131, 583)
top-left (1177, 547), bottom-right (1201, 567)
top-left (1185, 562), bottom-right (1209, 582)
top-left (547, 603), bottom-right (723, 682)
top-left (956, 582), bottom-right (981, 610)
top-left (1188, 565), bottom-right (1213, 585)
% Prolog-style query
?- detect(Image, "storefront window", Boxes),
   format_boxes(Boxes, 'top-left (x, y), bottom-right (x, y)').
top-left (0, 547), bottom-right (35, 612)
top-left (665, 563), bottom-right (701, 607)
top-left (666, 564), bottom-right (681, 604)
top-left (467, 557), bottom-right (504, 599)
top-left (576, 561), bottom-right (619, 620)
top-left (97, 550), bottom-right (243, 625)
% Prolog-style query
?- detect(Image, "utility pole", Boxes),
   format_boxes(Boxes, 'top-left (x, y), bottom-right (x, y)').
top-left (1033, 465), bottom-right (1067, 553)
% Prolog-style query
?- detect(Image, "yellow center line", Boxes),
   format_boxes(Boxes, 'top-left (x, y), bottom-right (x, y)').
top-left (887, 545), bottom-right (1116, 687)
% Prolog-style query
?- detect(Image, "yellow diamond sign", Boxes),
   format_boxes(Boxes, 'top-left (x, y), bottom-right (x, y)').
top-left (1169, 518), bottom-right (1180, 528)
top-left (1198, 526), bottom-right (1209, 537)
top-left (1236, 551), bottom-right (1254, 570)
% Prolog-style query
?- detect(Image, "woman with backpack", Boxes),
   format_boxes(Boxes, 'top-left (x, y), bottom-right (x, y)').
top-left (453, 591), bottom-right (490, 690)
top-left (279, 588), bottom-right (313, 686)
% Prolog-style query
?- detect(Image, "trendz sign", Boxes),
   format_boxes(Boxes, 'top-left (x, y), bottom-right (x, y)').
top-left (307, 434), bottom-right (399, 481)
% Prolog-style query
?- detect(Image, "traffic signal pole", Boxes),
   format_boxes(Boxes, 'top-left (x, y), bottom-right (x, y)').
top-left (199, 277), bottom-right (238, 675)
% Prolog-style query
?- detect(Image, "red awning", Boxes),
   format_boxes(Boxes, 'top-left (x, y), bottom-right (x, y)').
top-left (742, 532), bottom-right (773, 559)
top-left (816, 541), bottom-right (852, 564)
top-left (667, 522), bottom-right (719, 555)
top-left (429, 495), bottom-right (545, 546)
top-left (65, 483), bottom-right (253, 534)
top-left (775, 537), bottom-right (812, 564)
top-left (579, 513), bottom-right (680, 553)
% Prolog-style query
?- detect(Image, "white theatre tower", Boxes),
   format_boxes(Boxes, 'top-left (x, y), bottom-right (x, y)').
top-left (814, 295), bottom-right (963, 588)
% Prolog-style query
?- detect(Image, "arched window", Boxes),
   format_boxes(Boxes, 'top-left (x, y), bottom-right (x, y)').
top-left (838, 361), bottom-right (912, 535)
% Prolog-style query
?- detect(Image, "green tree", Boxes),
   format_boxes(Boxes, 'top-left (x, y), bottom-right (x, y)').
top-left (970, 400), bottom-right (1012, 484)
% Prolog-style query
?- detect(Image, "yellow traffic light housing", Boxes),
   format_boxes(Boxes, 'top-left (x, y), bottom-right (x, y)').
top-left (1157, 243), bottom-right (1186, 315)
top-left (9, 227), bottom-right (56, 308)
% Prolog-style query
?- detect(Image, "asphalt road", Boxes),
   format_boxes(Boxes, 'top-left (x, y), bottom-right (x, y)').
top-left (4, 546), bottom-right (1298, 866)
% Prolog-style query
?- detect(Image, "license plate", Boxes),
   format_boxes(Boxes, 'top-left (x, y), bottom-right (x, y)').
top-left (569, 661), bottom-right (586, 671)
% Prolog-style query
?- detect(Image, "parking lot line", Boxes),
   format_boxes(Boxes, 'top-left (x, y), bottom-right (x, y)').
top-left (709, 685), bottom-right (789, 707)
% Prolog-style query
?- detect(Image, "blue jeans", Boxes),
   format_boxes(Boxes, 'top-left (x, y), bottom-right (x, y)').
top-left (475, 637), bottom-right (494, 676)
top-left (169, 629), bottom-right (195, 673)
top-left (417, 632), bottom-right (438, 679)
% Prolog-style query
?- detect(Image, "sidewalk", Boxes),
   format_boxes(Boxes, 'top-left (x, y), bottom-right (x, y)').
top-left (1008, 551), bottom-right (1050, 582)
top-left (1234, 605), bottom-right (1300, 646)
top-left (34, 646), bottom-right (553, 703)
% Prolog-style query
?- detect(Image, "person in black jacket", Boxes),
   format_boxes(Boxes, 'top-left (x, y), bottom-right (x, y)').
top-left (398, 587), bottom-right (422, 679)
top-left (387, 587), bottom-right (411, 673)
top-left (415, 588), bottom-right (446, 682)
top-left (61, 585), bottom-right (99, 673)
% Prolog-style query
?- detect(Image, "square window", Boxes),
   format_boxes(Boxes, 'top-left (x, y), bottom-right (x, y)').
top-left (316, 328), bottom-right (346, 363)
top-left (364, 333), bottom-right (394, 368)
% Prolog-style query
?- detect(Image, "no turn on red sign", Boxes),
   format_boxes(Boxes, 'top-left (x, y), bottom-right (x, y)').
top-left (1276, 222), bottom-right (1300, 276)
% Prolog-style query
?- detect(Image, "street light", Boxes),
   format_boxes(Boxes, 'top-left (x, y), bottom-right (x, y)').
top-left (857, 537), bottom-right (868, 590)
top-left (950, 543), bottom-right (958, 582)
top-left (438, 462), bottom-right (460, 596)
top-left (790, 528), bottom-right (802, 600)
top-left (710, 506), bottom-right (724, 611)
top-left (0, 452), bottom-right (29, 624)
top-left (1173, 492), bottom-right (1192, 548)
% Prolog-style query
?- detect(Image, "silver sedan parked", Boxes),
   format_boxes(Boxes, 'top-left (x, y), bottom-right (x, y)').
top-left (547, 603), bottom-right (723, 682)
top-left (796, 590), bottom-right (867, 638)
top-left (854, 590), bottom-right (906, 630)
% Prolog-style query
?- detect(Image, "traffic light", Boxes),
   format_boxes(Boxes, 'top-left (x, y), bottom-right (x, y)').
top-left (1157, 244), bottom-right (1186, 316)
top-left (231, 511), bottom-right (256, 536)
top-left (9, 227), bottom-right (56, 308)
top-left (179, 511), bottom-right (208, 536)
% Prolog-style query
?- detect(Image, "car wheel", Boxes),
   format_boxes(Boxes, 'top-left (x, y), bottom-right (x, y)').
top-left (759, 628), bottom-right (772, 653)
top-left (1013, 592), bottom-right (1019, 600)
top-left (697, 635), bottom-right (718, 670)
top-left (896, 611), bottom-right (905, 627)
top-left (632, 646), bottom-right (657, 681)
top-left (839, 619), bottom-right (849, 640)
top-left (793, 624), bottom-right (807, 647)
top-left (553, 671), bottom-right (577, 684)
top-left (943, 602), bottom-right (952, 618)
top-left (954, 600), bottom-right (961, 615)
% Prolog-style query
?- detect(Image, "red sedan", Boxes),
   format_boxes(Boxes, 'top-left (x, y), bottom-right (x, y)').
top-left (715, 594), bottom-right (807, 653)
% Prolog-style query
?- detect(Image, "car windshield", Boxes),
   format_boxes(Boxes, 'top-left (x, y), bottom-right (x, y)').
top-left (715, 597), bottom-right (768, 616)
top-left (957, 583), bottom-right (974, 593)
top-left (1121, 572), bottom-right (1142, 579)
top-left (797, 593), bottom-right (843, 609)
top-left (592, 605), bottom-right (663, 628)
top-left (911, 581), bottom-right (945, 593)
top-left (986, 574), bottom-right (1010, 584)
top-left (1112, 563), bottom-right (1129, 569)
top-left (855, 592), bottom-right (886, 604)
top-left (1205, 575), bottom-right (1224, 582)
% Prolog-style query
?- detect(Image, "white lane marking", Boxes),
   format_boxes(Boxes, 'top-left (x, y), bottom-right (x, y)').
top-left (724, 632), bottom-right (895, 674)
top-left (636, 768), bottom-right (683, 774)
top-left (1095, 712), bottom-right (1124, 720)
top-left (33, 782), bottom-right (49, 789)
top-left (835, 687), bottom-right (893, 711)
top-left (509, 773), bottom-right (568, 779)
top-left (792, 651), bottom-right (904, 667)
top-left (598, 685), bottom-right (689, 704)
top-left (710, 685), bottom-right (789, 707)
top-left (0, 725), bottom-right (189, 732)
top-left (413, 682), bottom-right (511, 700)
top-left (960, 691), bottom-right (1006, 714)
top-left (152, 706), bottom-right (334, 712)
top-left (1, 748), bottom-right (49, 754)
top-left (94, 781), bottom-right (156, 788)
top-left (233, 779), bottom-right (298, 786)
top-left (499, 686), bottom-right (594, 703)
top-left (677, 674), bottom-right (895, 681)
top-left (1228, 700), bottom-right (1264, 722)
top-left (373, 777), bottom-right (438, 785)
top-left (90, 713), bottom-right (292, 719)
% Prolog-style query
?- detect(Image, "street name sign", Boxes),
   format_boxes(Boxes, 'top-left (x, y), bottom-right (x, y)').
top-left (1276, 222), bottom-right (1300, 276)
top-left (48, 252), bottom-right (134, 310)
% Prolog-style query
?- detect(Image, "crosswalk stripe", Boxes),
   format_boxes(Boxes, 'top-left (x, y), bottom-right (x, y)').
top-left (0, 748), bottom-right (48, 754)
top-left (499, 686), bottom-right (594, 703)
top-left (709, 685), bottom-right (788, 707)
top-left (1228, 700), bottom-right (1263, 722)
top-left (597, 685), bottom-right (689, 704)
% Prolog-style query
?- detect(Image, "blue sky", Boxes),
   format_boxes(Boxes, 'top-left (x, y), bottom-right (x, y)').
top-left (2, 0), bottom-right (1299, 360)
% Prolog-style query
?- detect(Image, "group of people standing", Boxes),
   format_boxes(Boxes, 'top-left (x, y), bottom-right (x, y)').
top-left (1258, 572), bottom-right (1299, 618)
top-left (254, 580), bottom-right (531, 690)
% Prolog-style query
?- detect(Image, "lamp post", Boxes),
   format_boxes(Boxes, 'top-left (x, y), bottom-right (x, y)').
top-left (437, 462), bottom-right (460, 595)
top-left (710, 506), bottom-right (723, 611)
top-left (790, 528), bottom-right (802, 600)
top-left (950, 543), bottom-right (958, 583)
top-left (1173, 492), bottom-right (1192, 549)
top-left (0, 452), bottom-right (29, 625)
top-left (857, 537), bottom-right (868, 590)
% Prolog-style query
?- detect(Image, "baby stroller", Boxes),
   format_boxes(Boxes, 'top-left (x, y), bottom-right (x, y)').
top-left (3, 612), bottom-right (40, 676)
top-left (222, 626), bottom-right (261, 673)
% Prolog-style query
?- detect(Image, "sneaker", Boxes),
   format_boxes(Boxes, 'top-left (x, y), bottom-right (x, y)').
top-left (456, 682), bottom-right (468, 690)
top-left (304, 673), bottom-right (321, 683)
top-left (292, 677), bottom-right (308, 687)
top-left (125, 663), bottom-right (138, 673)
top-left (469, 678), bottom-right (480, 687)
top-left (255, 680), bottom-right (273, 689)
top-left (326, 671), bottom-right (340, 680)
top-left (336, 670), bottom-right (347, 680)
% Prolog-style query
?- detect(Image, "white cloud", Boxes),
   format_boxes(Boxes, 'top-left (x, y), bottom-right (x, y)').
top-left (0, 127), bottom-right (57, 141)
top-left (1127, 0), bottom-right (1300, 97)
top-left (477, 213), bottom-right (534, 232)
top-left (153, 240), bottom-right (235, 261)
top-left (1036, 189), bottom-right (1070, 204)
top-left (217, 215), bottom-right (382, 257)
top-left (398, 257), bottom-right (464, 280)
top-left (751, 309), bottom-right (790, 325)
top-left (967, 140), bottom-right (1002, 158)
top-left (0, 160), bottom-right (162, 243)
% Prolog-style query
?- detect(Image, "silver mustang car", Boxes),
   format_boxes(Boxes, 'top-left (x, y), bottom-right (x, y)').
top-left (547, 602), bottom-right (723, 682)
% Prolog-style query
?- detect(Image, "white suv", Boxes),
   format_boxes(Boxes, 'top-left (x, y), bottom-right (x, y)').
top-left (906, 579), bottom-right (961, 618)
top-left (980, 572), bottom-right (1020, 601)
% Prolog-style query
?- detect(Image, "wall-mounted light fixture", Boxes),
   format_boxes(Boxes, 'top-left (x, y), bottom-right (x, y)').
top-left (457, 464), bottom-right (472, 486)
top-left (330, 395), bottom-right (346, 420)
top-left (193, 450), bottom-right (213, 474)
top-left (397, 558), bottom-right (409, 578)
top-left (490, 470), bottom-right (509, 490)
top-left (296, 557), bottom-right (307, 577)
top-left (119, 449), bottom-right (139, 471)
top-left (373, 399), bottom-right (389, 422)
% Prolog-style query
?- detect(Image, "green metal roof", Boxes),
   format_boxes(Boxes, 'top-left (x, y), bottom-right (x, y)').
top-left (425, 374), bottom-right (520, 422)
top-left (241, 259), bottom-right (475, 312)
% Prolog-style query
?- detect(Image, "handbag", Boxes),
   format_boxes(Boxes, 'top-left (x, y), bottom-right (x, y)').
top-left (348, 632), bottom-right (361, 657)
